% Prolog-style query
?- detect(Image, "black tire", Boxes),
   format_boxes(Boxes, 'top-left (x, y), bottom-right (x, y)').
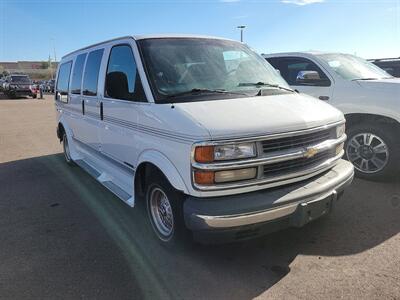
top-left (32, 94), bottom-right (37, 99)
top-left (62, 132), bottom-right (74, 166)
top-left (145, 170), bottom-right (190, 246)
top-left (345, 122), bottom-right (400, 180)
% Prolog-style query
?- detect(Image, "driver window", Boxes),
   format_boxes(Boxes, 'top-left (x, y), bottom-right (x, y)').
top-left (105, 44), bottom-right (147, 102)
top-left (272, 57), bottom-right (330, 87)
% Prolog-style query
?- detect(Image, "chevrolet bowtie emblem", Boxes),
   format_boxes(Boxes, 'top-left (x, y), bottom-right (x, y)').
top-left (305, 147), bottom-right (318, 158)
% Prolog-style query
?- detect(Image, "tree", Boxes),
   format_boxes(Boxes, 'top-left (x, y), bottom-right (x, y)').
top-left (41, 61), bottom-right (49, 69)
top-left (0, 66), bottom-right (8, 78)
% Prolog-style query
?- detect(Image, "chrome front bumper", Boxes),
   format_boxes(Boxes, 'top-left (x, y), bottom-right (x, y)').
top-left (184, 159), bottom-right (354, 233)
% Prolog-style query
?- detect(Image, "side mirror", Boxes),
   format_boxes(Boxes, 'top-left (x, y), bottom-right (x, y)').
top-left (296, 70), bottom-right (330, 86)
top-left (296, 70), bottom-right (320, 82)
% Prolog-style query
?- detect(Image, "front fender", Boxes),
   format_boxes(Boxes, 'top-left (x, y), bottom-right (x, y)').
top-left (136, 150), bottom-right (189, 194)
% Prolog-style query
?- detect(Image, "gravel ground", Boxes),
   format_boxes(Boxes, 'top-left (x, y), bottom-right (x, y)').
top-left (0, 95), bottom-right (399, 300)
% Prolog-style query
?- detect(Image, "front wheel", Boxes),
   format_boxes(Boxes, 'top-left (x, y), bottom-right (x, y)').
top-left (62, 132), bottom-right (74, 165)
top-left (145, 172), bottom-right (189, 245)
top-left (345, 123), bottom-right (399, 180)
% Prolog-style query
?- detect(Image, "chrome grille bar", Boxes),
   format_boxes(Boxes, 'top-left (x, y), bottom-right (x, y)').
top-left (192, 135), bottom-right (345, 171)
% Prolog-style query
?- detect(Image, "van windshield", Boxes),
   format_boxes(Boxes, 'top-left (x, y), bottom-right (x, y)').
top-left (138, 38), bottom-right (290, 103)
top-left (317, 53), bottom-right (393, 81)
top-left (11, 76), bottom-right (31, 83)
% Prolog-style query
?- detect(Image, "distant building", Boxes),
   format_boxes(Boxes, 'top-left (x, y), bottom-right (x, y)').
top-left (0, 61), bottom-right (59, 79)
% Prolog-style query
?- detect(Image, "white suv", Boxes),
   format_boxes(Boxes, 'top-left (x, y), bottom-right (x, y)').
top-left (55, 35), bottom-right (353, 244)
top-left (264, 52), bottom-right (400, 180)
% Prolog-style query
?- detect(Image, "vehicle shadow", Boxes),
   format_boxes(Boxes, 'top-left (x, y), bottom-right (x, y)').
top-left (1, 154), bottom-right (399, 299)
top-left (0, 94), bottom-right (29, 100)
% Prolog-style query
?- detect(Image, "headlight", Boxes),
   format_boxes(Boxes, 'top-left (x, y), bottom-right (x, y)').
top-left (194, 143), bottom-right (256, 163)
top-left (193, 167), bottom-right (257, 185)
top-left (336, 123), bottom-right (345, 138)
top-left (214, 168), bottom-right (257, 183)
top-left (214, 143), bottom-right (256, 161)
top-left (336, 142), bottom-right (344, 155)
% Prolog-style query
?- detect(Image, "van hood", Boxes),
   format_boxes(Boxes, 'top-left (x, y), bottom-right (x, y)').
top-left (174, 93), bottom-right (344, 140)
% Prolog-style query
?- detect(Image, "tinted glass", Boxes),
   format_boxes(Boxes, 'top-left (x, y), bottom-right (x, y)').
top-left (317, 53), bottom-right (392, 81)
top-left (71, 54), bottom-right (87, 94)
top-left (268, 57), bottom-right (330, 86)
top-left (11, 76), bottom-right (30, 83)
top-left (56, 61), bottom-right (72, 93)
top-left (138, 38), bottom-right (289, 103)
top-left (105, 45), bottom-right (146, 101)
top-left (82, 49), bottom-right (104, 96)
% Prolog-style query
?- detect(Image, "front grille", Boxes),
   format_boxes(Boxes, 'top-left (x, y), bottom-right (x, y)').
top-left (263, 149), bottom-right (334, 178)
top-left (262, 128), bottom-right (335, 154)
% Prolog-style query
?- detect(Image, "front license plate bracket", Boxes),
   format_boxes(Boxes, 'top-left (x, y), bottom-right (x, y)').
top-left (291, 194), bottom-right (334, 227)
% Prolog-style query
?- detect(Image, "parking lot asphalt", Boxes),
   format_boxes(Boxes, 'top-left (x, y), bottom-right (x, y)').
top-left (0, 95), bottom-right (399, 300)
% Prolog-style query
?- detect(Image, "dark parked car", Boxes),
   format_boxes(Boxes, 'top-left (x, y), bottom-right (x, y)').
top-left (369, 58), bottom-right (400, 77)
top-left (2, 74), bottom-right (37, 98)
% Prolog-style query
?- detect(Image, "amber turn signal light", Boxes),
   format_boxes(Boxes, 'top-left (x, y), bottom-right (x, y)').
top-left (194, 146), bottom-right (214, 163)
top-left (194, 170), bottom-right (215, 185)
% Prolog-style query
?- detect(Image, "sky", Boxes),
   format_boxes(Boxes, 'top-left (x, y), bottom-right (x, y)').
top-left (0, 0), bottom-right (399, 62)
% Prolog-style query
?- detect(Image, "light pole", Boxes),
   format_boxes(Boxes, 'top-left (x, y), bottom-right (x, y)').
top-left (237, 25), bottom-right (246, 42)
top-left (50, 38), bottom-right (57, 79)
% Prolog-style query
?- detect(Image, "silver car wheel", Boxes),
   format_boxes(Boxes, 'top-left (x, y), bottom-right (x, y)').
top-left (63, 134), bottom-right (72, 163)
top-left (346, 133), bottom-right (389, 174)
top-left (149, 187), bottom-right (174, 240)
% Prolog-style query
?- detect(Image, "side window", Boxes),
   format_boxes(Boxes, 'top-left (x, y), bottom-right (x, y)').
top-left (82, 49), bottom-right (104, 96)
top-left (56, 61), bottom-right (72, 103)
top-left (105, 44), bottom-right (146, 102)
top-left (70, 53), bottom-right (87, 94)
top-left (269, 57), bottom-right (330, 87)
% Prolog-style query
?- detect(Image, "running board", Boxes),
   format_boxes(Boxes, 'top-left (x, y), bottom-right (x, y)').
top-left (74, 154), bottom-right (135, 207)
top-left (75, 159), bottom-right (101, 178)
top-left (103, 180), bottom-right (132, 203)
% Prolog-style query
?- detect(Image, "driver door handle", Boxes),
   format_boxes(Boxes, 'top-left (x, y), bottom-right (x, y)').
top-left (319, 96), bottom-right (330, 101)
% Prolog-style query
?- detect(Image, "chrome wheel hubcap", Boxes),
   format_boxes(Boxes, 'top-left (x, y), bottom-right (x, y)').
top-left (149, 187), bottom-right (174, 239)
top-left (346, 133), bottom-right (389, 174)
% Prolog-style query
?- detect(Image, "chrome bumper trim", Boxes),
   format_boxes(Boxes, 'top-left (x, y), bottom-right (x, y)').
top-left (189, 165), bottom-right (354, 229)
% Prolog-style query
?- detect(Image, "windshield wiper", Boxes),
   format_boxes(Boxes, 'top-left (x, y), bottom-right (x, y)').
top-left (238, 82), bottom-right (294, 93)
top-left (166, 88), bottom-right (248, 99)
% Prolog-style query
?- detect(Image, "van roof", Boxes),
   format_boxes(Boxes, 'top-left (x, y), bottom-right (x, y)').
top-left (62, 34), bottom-right (235, 59)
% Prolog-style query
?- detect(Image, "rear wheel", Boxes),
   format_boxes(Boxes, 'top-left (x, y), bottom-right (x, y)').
top-left (145, 171), bottom-right (189, 245)
top-left (345, 122), bottom-right (399, 180)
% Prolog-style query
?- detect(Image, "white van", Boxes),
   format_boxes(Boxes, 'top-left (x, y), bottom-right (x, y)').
top-left (55, 35), bottom-right (353, 244)
top-left (264, 52), bottom-right (400, 180)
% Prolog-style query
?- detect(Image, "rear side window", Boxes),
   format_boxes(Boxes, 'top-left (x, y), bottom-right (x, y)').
top-left (70, 53), bottom-right (87, 94)
top-left (105, 44), bottom-right (146, 102)
top-left (56, 61), bottom-right (72, 102)
top-left (82, 49), bottom-right (104, 96)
